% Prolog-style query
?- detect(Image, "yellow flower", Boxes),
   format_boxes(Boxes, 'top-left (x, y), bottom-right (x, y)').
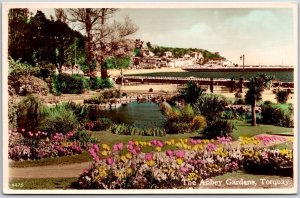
top-left (155, 147), bottom-right (162, 152)
top-left (97, 166), bottom-right (107, 179)
top-left (126, 153), bottom-right (132, 159)
top-left (176, 158), bottom-right (184, 165)
top-left (101, 150), bottom-right (108, 156)
top-left (102, 143), bottom-right (111, 151)
top-left (146, 160), bottom-right (156, 167)
top-left (170, 139), bottom-right (175, 145)
top-left (126, 167), bottom-right (133, 175)
top-left (121, 155), bottom-right (128, 163)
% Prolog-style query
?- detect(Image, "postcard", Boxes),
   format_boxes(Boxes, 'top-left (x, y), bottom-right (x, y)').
top-left (2, 2), bottom-right (298, 194)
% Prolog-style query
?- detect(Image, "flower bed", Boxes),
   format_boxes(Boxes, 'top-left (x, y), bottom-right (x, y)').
top-left (8, 129), bottom-right (84, 161)
top-left (76, 135), bottom-right (293, 189)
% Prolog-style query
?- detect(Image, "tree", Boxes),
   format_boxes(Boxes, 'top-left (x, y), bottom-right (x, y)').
top-left (66, 9), bottom-right (138, 78)
top-left (179, 81), bottom-right (204, 105)
top-left (8, 9), bottom-right (34, 64)
top-left (245, 74), bottom-right (273, 126)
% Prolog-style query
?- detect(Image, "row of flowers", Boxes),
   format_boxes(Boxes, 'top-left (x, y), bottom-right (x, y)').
top-left (76, 135), bottom-right (293, 189)
top-left (8, 129), bottom-right (83, 161)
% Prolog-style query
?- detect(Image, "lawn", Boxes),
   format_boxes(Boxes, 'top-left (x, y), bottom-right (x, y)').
top-left (9, 120), bottom-right (293, 168)
top-left (9, 178), bottom-right (77, 190)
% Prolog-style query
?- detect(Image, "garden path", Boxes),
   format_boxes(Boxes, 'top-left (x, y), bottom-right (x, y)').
top-left (8, 134), bottom-right (292, 179)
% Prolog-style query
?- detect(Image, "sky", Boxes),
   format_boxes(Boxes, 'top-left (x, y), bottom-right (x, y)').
top-left (31, 8), bottom-right (295, 66)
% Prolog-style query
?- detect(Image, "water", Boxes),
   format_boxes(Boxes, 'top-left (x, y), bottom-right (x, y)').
top-left (93, 102), bottom-right (166, 128)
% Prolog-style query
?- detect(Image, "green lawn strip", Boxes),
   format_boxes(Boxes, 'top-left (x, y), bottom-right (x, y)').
top-left (9, 152), bottom-right (92, 168)
top-left (9, 177), bottom-right (77, 190)
top-left (230, 120), bottom-right (293, 140)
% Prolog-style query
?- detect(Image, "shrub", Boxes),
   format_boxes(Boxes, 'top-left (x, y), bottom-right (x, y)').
top-left (53, 73), bottom-right (87, 94)
top-left (201, 119), bottom-right (234, 139)
top-left (72, 130), bottom-right (97, 148)
top-left (194, 94), bottom-right (228, 123)
top-left (191, 115), bottom-right (207, 131)
top-left (17, 95), bottom-right (43, 131)
top-left (102, 89), bottom-right (120, 99)
top-left (149, 88), bottom-right (153, 92)
top-left (234, 98), bottom-right (245, 105)
top-left (84, 94), bottom-right (106, 104)
top-left (9, 75), bottom-right (49, 96)
top-left (260, 104), bottom-right (293, 127)
top-left (179, 81), bottom-right (204, 105)
top-left (38, 104), bottom-right (79, 134)
top-left (63, 102), bottom-right (88, 126)
top-left (93, 118), bottom-right (113, 131)
top-left (275, 90), bottom-right (290, 104)
top-left (9, 58), bottom-right (39, 78)
top-left (8, 98), bottom-right (18, 129)
top-left (90, 77), bottom-right (113, 90)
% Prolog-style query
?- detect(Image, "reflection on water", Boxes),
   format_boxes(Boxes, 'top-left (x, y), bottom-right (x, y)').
top-left (89, 102), bottom-right (166, 128)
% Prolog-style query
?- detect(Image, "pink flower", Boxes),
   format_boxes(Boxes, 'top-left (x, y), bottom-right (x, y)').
top-left (175, 150), bottom-right (185, 158)
top-left (113, 143), bottom-right (123, 151)
top-left (180, 166), bottom-right (189, 173)
top-left (92, 144), bottom-right (100, 152)
top-left (106, 157), bottom-right (114, 165)
top-left (145, 153), bottom-right (153, 161)
top-left (150, 140), bottom-right (164, 147)
top-left (166, 150), bottom-right (173, 157)
top-left (206, 143), bottom-right (217, 151)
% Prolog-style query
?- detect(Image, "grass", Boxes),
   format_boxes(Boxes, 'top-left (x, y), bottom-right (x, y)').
top-left (126, 71), bottom-right (294, 82)
top-left (231, 120), bottom-right (293, 140)
top-left (9, 178), bottom-right (77, 190)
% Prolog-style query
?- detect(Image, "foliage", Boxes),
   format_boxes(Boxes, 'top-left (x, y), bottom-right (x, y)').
top-left (53, 74), bottom-right (88, 94)
top-left (8, 98), bottom-right (18, 129)
top-left (105, 57), bottom-right (131, 69)
top-left (92, 118), bottom-right (113, 131)
top-left (191, 115), bottom-right (207, 131)
top-left (16, 95), bottom-right (43, 131)
top-left (200, 119), bottom-right (234, 139)
top-left (9, 58), bottom-right (39, 78)
top-left (260, 104), bottom-right (293, 128)
top-left (164, 105), bottom-right (200, 134)
top-left (111, 124), bottom-right (166, 136)
top-left (83, 95), bottom-right (107, 105)
top-left (72, 130), bottom-right (97, 148)
top-left (63, 102), bottom-right (88, 126)
top-left (90, 77), bottom-right (113, 90)
top-left (38, 103), bottom-right (79, 135)
top-left (194, 94), bottom-right (228, 123)
top-left (275, 90), bottom-right (290, 104)
top-left (178, 81), bottom-right (204, 105)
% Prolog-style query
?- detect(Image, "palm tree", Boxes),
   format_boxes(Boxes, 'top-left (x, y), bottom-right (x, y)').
top-left (179, 81), bottom-right (204, 106)
top-left (245, 74), bottom-right (273, 126)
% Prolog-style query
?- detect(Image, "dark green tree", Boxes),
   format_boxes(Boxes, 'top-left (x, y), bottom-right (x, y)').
top-left (179, 81), bottom-right (204, 105)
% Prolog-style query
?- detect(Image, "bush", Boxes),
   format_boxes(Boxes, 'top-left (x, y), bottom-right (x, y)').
top-left (8, 98), bottom-right (18, 129)
top-left (191, 115), bottom-right (207, 131)
top-left (90, 77), bottom-right (113, 90)
top-left (149, 88), bottom-right (153, 92)
top-left (165, 122), bottom-right (192, 134)
top-left (201, 119), bottom-right (234, 139)
top-left (53, 73), bottom-right (87, 94)
top-left (195, 94), bottom-right (228, 123)
top-left (102, 89), bottom-right (120, 99)
top-left (17, 95), bottom-right (43, 131)
top-left (9, 58), bottom-right (39, 78)
top-left (93, 118), bottom-right (112, 131)
top-left (275, 90), bottom-right (290, 104)
top-left (260, 104), bottom-right (293, 127)
top-left (63, 102), bottom-right (88, 126)
top-left (84, 94), bottom-right (106, 104)
top-left (179, 81), bottom-right (204, 105)
top-left (234, 98), bottom-right (245, 105)
top-left (72, 130), bottom-right (97, 148)
top-left (9, 75), bottom-right (49, 96)
top-left (38, 104), bottom-right (79, 134)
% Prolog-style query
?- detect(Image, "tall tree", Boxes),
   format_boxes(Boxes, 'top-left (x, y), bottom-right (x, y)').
top-left (66, 9), bottom-right (138, 78)
top-left (245, 74), bottom-right (273, 126)
top-left (8, 9), bottom-right (34, 64)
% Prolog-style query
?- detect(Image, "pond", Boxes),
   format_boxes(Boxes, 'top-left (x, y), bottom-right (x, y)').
top-left (89, 102), bottom-right (166, 128)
